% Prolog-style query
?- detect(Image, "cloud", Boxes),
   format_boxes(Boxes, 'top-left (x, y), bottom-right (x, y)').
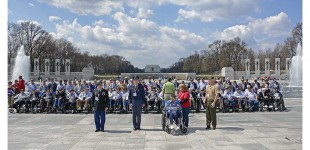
top-left (38, 0), bottom-right (124, 16)
top-left (17, 20), bottom-right (41, 26)
top-left (51, 14), bottom-right (206, 68)
top-left (249, 12), bottom-right (291, 37)
top-left (49, 16), bottom-right (61, 22)
top-left (172, 0), bottom-right (260, 22)
top-left (215, 12), bottom-right (291, 50)
top-left (136, 8), bottom-right (154, 18)
top-left (28, 2), bottom-right (34, 7)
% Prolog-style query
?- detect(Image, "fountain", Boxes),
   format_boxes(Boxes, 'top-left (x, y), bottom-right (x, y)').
top-left (289, 43), bottom-right (302, 87)
top-left (11, 45), bottom-right (30, 82)
top-left (281, 43), bottom-right (302, 98)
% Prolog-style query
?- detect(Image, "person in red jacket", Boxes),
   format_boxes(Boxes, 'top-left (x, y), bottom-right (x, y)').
top-left (18, 76), bottom-right (25, 91)
top-left (178, 84), bottom-right (190, 128)
top-left (13, 80), bottom-right (20, 94)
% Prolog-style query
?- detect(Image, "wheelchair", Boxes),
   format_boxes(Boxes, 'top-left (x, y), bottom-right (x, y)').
top-left (162, 106), bottom-right (187, 134)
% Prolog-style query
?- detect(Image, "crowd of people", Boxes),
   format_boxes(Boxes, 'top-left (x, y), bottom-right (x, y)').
top-left (8, 75), bottom-right (287, 114)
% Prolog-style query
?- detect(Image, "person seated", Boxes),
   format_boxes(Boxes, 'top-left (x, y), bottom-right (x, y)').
top-left (271, 87), bottom-right (286, 111)
top-left (77, 88), bottom-right (92, 111)
top-left (222, 86), bottom-right (235, 111)
top-left (244, 86), bottom-right (259, 111)
top-left (12, 89), bottom-right (30, 112)
top-left (29, 90), bottom-right (40, 113)
top-left (108, 88), bottom-right (115, 111)
top-left (234, 88), bottom-right (245, 109)
top-left (40, 89), bottom-right (54, 111)
top-left (148, 88), bottom-right (158, 110)
top-left (8, 84), bottom-right (15, 108)
top-left (53, 87), bottom-right (66, 112)
top-left (263, 83), bottom-right (273, 109)
top-left (164, 95), bottom-right (182, 129)
top-left (66, 89), bottom-right (78, 113)
top-left (113, 88), bottom-right (122, 110)
top-left (121, 88), bottom-right (129, 113)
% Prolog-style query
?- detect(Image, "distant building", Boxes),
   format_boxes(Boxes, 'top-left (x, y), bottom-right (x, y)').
top-left (144, 65), bottom-right (161, 73)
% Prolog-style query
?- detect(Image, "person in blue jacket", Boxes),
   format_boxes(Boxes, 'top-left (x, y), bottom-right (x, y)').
top-left (129, 76), bottom-right (145, 130)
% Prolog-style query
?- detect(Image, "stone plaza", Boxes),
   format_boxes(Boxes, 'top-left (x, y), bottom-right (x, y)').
top-left (8, 98), bottom-right (302, 150)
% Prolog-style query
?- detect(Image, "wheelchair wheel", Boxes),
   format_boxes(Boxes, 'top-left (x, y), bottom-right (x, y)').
top-left (9, 108), bottom-right (14, 113)
top-left (166, 127), bottom-right (171, 134)
top-left (181, 127), bottom-right (187, 133)
top-left (279, 104), bottom-right (284, 112)
top-left (161, 113), bottom-right (166, 131)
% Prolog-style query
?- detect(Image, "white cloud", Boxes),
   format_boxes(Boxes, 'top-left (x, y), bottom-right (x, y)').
top-left (172, 0), bottom-right (260, 22)
top-left (49, 16), bottom-right (61, 22)
top-left (216, 25), bottom-right (253, 40)
top-left (28, 2), bottom-right (34, 7)
top-left (17, 20), bottom-right (41, 26)
top-left (175, 9), bottom-right (201, 22)
top-left (249, 12), bottom-right (291, 37)
top-left (137, 8), bottom-right (154, 18)
top-left (38, 0), bottom-right (124, 16)
top-left (215, 12), bottom-right (291, 50)
top-left (51, 14), bottom-right (206, 68)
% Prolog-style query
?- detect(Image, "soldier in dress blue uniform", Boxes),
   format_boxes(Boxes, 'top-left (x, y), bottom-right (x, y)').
top-left (129, 76), bottom-right (145, 130)
top-left (93, 83), bottom-right (109, 132)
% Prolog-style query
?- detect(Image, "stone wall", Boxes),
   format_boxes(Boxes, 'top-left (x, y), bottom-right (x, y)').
top-left (121, 73), bottom-right (196, 80)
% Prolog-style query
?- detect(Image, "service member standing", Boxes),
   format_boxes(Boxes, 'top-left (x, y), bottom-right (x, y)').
top-left (205, 78), bottom-right (219, 130)
top-left (93, 83), bottom-right (109, 132)
top-left (129, 76), bottom-right (145, 130)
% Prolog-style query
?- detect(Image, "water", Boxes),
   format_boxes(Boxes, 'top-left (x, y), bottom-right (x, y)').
top-left (289, 43), bottom-right (302, 87)
top-left (11, 45), bottom-right (30, 82)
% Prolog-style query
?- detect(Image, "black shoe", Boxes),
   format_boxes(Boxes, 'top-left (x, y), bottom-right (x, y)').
top-left (101, 129), bottom-right (105, 132)
top-left (95, 130), bottom-right (100, 132)
top-left (137, 127), bottom-right (141, 130)
top-left (212, 126), bottom-right (216, 130)
top-left (133, 128), bottom-right (137, 131)
top-left (206, 125), bottom-right (211, 130)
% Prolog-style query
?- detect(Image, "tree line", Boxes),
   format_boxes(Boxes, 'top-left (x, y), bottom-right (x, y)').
top-left (8, 21), bottom-right (143, 74)
top-left (163, 23), bottom-right (302, 74)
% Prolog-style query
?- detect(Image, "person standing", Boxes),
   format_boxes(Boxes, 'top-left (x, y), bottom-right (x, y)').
top-left (205, 78), bottom-right (219, 130)
top-left (93, 83), bottom-right (109, 132)
top-left (18, 75), bottom-right (25, 92)
top-left (128, 76), bottom-right (145, 130)
top-left (162, 78), bottom-right (175, 107)
top-left (178, 84), bottom-right (190, 128)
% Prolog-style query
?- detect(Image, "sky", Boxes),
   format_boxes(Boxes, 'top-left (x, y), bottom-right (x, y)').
top-left (8, 0), bottom-right (302, 69)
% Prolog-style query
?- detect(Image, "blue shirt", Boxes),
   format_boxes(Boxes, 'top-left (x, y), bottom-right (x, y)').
top-left (165, 100), bottom-right (181, 113)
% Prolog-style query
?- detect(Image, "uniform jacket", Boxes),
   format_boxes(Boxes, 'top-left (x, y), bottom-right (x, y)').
top-left (93, 88), bottom-right (109, 111)
top-left (128, 83), bottom-right (146, 104)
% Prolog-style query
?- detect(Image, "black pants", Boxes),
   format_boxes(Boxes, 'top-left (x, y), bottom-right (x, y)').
top-left (13, 101), bottom-right (25, 110)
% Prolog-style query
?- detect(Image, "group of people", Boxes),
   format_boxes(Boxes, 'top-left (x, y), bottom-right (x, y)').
top-left (8, 75), bottom-right (287, 132)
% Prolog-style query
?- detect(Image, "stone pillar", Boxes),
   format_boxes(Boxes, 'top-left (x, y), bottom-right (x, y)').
top-left (65, 59), bottom-right (70, 76)
top-left (245, 59), bottom-right (250, 79)
top-left (275, 58), bottom-right (280, 75)
top-left (34, 58), bottom-right (40, 76)
top-left (265, 58), bottom-right (270, 77)
top-left (45, 59), bottom-right (50, 75)
top-left (255, 58), bottom-right (260, 76)
top-left (286, 58), bottom-right (291, 77)
top-left (55, 59), bottom-right (60, 76)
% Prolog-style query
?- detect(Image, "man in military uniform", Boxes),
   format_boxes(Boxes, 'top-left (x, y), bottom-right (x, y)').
top-left (205, 78), bottom-right (219, 130)
top-left (129, 76), bottom-right (145, 130)
top-left (93, 83), bottom-right (109, 132)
